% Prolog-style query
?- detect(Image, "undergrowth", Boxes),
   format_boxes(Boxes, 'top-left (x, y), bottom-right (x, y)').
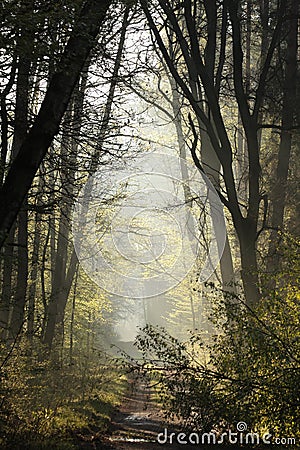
top-left (0, 342), bottom-right (126, 449)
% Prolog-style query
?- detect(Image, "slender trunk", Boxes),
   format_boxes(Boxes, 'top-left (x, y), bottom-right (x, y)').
top-left (245, 1), bottom-right (251, 96)
top-left (0, 225), bottom-right (16, 340)
top-left (41, 218), bottom-right (51, 337)
top-left (9, 206), bottom-right (28, 340)
top-left (196, 108), bottom-right (237, 293)
top-left (170, 71), bottom-right (236, 322)
top-left (236, 113), bottom-right (248, 204)
top-left (43, 119), bottom-right (73, 349)
top-left (236, 218), bottom-right (260, 308)
top-left (55, 250), bottom-right (79, 343)
top-left (170, 82), bottom-right (197, 327)
top-left (26, 211), bottom-right (41, 343)
top-left (42, 5), bottom-right (129, 349)
top-left (26, 74), bottom-right (44, 344)
top-left (69, 267), bottom-right (79, 365)
top-left (182, 20), bottom-right (237, 293)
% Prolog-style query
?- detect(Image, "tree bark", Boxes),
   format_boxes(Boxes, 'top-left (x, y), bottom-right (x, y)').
top-left (9, 206), bottom-right (28, 340)
top-left (26, 210), bottom-right (41, 343)
top-left (236, 218), bottom-right (260, 309)
top-left (0, 226), bottom-right (16, 340)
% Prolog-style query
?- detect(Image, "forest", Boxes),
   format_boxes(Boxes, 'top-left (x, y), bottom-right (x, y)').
top-left (0, 0), bottom-right (299, 448)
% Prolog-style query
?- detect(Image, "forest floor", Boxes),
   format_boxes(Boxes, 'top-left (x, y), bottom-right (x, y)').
top-left (73, 377), bottom-right (292, 450)
top-left (75, 377), bottom-right (175, 449)
top-left (74, 377), bottom-right (242, 450)
top-left (101, 377), bottom-right (172, 449)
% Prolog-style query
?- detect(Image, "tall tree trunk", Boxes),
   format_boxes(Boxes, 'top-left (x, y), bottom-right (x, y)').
top-left (69, 267), bottom-right (79, 365)
top-left (9, 206), bottom-right (28, 340)
top-left (169, 85), bottom-right (198, 328)
top-left (236, 218), bottom-right (260, 308)
top-left (169, 42), bottom-right (237, 296)
top-left (40, 217), bottom-right (52, 337)
top-left (175, 1), bottom-right (237, 294)
top-left (26, 210), bottom-right (41, 343)
top-left (48, 7), bottom-right (130, 350)
top-left (0, 225), bottom-right (16, 340)
top-left (26, 75), bottom-right (45, 344)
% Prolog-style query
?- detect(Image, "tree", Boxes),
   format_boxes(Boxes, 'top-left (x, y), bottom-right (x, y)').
top-left (140, 0), bottom-right (298, 306)
top-left (0, 0), bottom-right (112, 249)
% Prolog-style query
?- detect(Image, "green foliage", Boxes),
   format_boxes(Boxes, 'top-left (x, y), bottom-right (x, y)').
top-left (0, 342), bottom-right (127, 449)
top-left (134, 324), bottom-right (226, 432)
top-left (133, 238), bottom-right (300, 441)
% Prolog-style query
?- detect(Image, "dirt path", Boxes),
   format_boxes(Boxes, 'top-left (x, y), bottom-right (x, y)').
top-left (100, 378), bottom-right (171, 449)
top-left (75, 381), bottom-right (253, 450)
top-left (97, 379), bottom-right (232, 450)
top-left (76, 379), bottom-right (233, 449)
top-left (74, 378), bottom-right (283, 450)
top-left (75, 377), bottom-right (181, 449)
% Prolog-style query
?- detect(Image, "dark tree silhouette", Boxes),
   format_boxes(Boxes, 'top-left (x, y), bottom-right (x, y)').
top-left (0, 0), bottom-right (112, 249)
